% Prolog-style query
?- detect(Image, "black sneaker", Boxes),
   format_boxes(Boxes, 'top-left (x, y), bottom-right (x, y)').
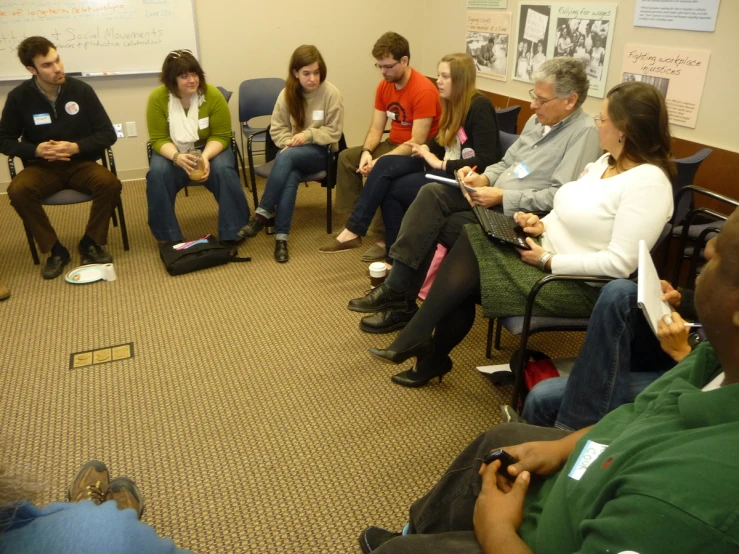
top-left (42, 249), bottom-right (71, 279)
top-left (79, 243), bottom-right (112, 264)
top-left (360, 306), bottom-right (418, 334)
top-left (359, 526), bottom-right (401, 554)
top-left (348, 283), bottom-right (408, 313)
top-left (274, 240), bottom-right (289, 263)
top-left (238, 217), bottom-right (265, 238)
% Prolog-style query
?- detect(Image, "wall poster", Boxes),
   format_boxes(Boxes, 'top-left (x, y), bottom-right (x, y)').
top-left (621, 43), bottom-right (710, 128)
top-left (467, 10), bottom-right (512, 81)
top-left (513, 3), bottom-right (617, 98)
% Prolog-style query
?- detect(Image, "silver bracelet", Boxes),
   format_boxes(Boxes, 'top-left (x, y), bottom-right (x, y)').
top-left (538, 251), bottom-right (553, 271)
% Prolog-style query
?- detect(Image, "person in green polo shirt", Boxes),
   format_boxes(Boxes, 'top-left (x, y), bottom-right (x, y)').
top-left (360, 207), bottom-right (739, 554)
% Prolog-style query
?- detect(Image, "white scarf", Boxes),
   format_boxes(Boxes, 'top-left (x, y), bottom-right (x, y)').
top-left (168, 92), bottom-right (204, 153)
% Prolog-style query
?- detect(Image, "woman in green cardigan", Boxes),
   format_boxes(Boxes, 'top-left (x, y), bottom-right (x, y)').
top-left (145, 50), bottom-right (249, 245)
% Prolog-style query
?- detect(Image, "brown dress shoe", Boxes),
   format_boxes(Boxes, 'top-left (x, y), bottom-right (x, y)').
top-left (0, 282), bottom-right (9, 301)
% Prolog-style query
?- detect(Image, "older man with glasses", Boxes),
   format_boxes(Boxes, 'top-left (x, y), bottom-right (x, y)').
top-left (331, 31), bottom-right (441, 262)
top-left (349, 57), bottom-right (602, 335)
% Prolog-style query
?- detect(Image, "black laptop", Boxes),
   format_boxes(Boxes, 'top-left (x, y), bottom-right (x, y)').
top-left (471, 205), bottom-right (531, 250)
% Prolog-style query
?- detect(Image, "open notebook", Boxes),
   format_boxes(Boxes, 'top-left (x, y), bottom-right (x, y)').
top-left (637, 240), bottom-right (672, 336)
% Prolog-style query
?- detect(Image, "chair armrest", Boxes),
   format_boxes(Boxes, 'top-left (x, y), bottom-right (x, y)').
top-left (246, 128), bottom-right (267, 147)
top-left (674, 185), bottom-right (739, 213)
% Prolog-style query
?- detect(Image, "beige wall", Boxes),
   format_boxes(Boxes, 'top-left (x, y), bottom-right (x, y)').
top-left (421, 0), bottom-right (738, 153)
top-left (0, 0), bottom-right (429, 186)
top-left (0, 0), bottom-right (736, 188)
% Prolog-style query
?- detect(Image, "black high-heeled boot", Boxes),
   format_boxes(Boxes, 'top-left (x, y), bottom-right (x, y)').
top-left (391, 357), bottom-right (453, 388)
top-left (369, 337), bottom-right (433, 365)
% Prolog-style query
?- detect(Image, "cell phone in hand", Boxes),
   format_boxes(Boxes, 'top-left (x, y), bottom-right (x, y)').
top-left (483, 449), bottom-right (519, 481)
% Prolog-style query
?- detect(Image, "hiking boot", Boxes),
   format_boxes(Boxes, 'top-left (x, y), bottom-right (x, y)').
top-left (67, 460), bottom-right (110, 505)
top-left (107, 476), bottom-right (145, 519)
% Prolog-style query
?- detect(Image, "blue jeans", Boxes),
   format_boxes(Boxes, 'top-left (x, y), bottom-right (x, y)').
top-left (345, 155), bottom-right (432, 253)
top-left (146, 148), bottom-right (250, 242)
top-left (255, 144), bottom-right (326, 239)
top-left (522, 279), bottom-right (675, 431)
top-left (0, 500), bottom-right (191, 553)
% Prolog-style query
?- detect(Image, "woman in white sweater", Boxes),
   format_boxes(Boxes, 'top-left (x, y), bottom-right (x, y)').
top-left (239, 45), bottom-right (344, 262)
top-left (369, 81), bottom-right (675, 387)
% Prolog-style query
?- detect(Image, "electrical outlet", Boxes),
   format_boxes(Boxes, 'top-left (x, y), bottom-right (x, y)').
top-left (126, 121), bottom-right (137, 137)
top-left (113, 123), bottom-right (124, 138)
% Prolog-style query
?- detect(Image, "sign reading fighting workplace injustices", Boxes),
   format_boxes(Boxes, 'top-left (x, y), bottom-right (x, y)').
top-left (621, 44), bottom-right (710, 128)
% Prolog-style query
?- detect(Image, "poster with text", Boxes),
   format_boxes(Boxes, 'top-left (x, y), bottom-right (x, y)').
top-left (621, 44), bottom-right (710, 128)
top-left (513, 4), bottom-right (551, 83)
top-left (551, 4), bottom-right (617, 98)
top-left (634, 0), bottom-right (720, 32)
top-left (467, 10), bottom-right (512, 81)
top-left (468, 0), bottom-right (508, 7)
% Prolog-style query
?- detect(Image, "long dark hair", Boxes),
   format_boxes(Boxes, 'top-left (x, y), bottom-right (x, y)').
top-left (285, 45), bottom-right (326, 131)
top-left (606, 81), bottom-right (675, 180)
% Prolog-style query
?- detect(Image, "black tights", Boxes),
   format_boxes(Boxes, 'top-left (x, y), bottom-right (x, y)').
top-left (387, 229), bottom-right (482, 370)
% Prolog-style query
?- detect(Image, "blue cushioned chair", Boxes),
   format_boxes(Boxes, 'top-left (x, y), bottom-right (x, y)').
top-left (238, 78), bottom-right (285, 207)
top-left (495, 106), bottom-right (521, 135)
top-left (7, 148), bottom-right (129, 265)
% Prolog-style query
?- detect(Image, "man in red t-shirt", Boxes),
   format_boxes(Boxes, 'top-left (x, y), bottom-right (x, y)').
top-left (335, 31), bottom-right (441, 261)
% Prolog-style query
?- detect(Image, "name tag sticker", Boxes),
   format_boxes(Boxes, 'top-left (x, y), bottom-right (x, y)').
top-left (312, 110), bottom-right (324, 121)
top-left (512, 162), bottom-right (532, 179)
top-left (462, 147), bottom-right (475, 159)
top-left (569, 440), bottom-right (608, 481)
top-left (33, 113), bottom-right (52, 125)
top-left (457, 127), bottom-right (468, 143)
top-left (198, 117), bottom-right (209, 130)
top-left (386, 110), bottom-right (396, 121)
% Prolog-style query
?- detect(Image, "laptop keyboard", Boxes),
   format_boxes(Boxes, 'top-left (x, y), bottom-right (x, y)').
top-left (474, 207), bottom-right (528, 247)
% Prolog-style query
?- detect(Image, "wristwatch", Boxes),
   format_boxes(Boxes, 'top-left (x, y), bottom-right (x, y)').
top-left (361, 148), bottom-right (372, 154)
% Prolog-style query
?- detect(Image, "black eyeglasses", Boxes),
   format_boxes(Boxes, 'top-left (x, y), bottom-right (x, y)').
top-left (375, 60), bottom-right (401, 71)
top-left (169, 49), bottom-right (193, 59)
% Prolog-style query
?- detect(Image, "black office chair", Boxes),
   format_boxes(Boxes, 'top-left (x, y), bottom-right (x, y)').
top-left (250, 128), bottom-right (348, 233)
top-left (7, 149), bottom-right (129, 265)
top-left (670, 185), bottom-right (738, 288)
top-left (496, 106), bottom-right (521, 135)
top-left (488, 221), bottom-right (673, 412)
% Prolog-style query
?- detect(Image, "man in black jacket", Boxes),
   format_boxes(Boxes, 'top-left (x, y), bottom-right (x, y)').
top-left (0, 36), bottom-right (121, 279)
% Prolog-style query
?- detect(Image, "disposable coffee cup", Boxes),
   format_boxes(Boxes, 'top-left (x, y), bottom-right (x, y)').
top-left (369, 262), bottom-right (387, 288)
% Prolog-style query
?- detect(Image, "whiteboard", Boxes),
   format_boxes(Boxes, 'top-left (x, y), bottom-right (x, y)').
top-left (0, 0), bottom-right (199, 81)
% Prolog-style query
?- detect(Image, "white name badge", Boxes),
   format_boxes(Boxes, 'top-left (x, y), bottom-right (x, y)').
top-left (33, 113), bottom-right (52, 125)
top-left (568, 440), bottom-right (608, 481)
top-left (386, 110), bottom-right (396, 121)
top-left (512, 162), bottom-right (532, 179)
top-left (198, 117), bottom-right (209, 130)
top-left (312, 110), bottom-right (324, 121)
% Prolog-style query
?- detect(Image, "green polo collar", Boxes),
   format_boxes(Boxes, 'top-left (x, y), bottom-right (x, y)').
top-left (676, 343), bottom-right (739, 427)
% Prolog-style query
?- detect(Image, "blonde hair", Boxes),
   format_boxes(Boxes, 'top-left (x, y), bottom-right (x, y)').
top-left (436, 53), bottom-right (477, 148)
